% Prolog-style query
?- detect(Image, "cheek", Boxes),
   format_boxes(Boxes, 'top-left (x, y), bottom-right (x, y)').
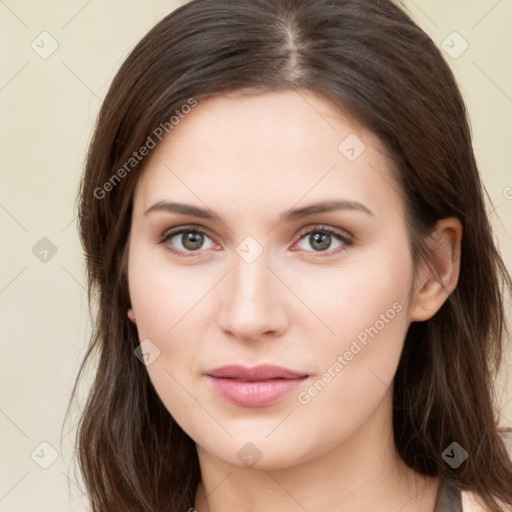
top-left (291, 282), bottom-right (410, 454)
top-left (285, 234), bottom-right (414, 349)
top-left (127, 241), bottom-right (213, 339)
top-left (289, 238), bottom-right (413, 405)
top-left (127, 242), bottom-right (218, 397)
top-left (127, 244), bottom-right (209, 433)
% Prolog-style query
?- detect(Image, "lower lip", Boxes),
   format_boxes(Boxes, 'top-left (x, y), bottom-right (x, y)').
top-left (207, 376), bottom-right (307, 407)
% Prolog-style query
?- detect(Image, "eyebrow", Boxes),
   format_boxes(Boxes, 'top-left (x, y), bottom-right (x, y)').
top-left (144, 199), bottom-right (373, 223)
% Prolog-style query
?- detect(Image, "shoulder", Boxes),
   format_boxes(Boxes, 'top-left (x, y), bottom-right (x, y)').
top-left (461, 428), bottom-right (512, 512)
top-left (461, 491), bottom-right (490, 512)
top-left (502, 428), bottom-right (512, 456)
top-left (461, 491), bottom-right (511, 512)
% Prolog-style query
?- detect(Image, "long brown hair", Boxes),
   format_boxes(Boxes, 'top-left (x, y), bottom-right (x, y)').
top-left (63, 0), bottom-right (512, 510)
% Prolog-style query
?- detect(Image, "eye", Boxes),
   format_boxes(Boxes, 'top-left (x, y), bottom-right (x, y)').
top-left (293, 225), bottom-right (353, 255)
top-left (157, 224), bottom-right (353, 257)
top-left (158, 226), bottom-right (218, 256)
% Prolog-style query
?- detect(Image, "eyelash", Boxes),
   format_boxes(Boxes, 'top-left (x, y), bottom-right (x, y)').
top-left (157, 224), bottom-right (354, 258)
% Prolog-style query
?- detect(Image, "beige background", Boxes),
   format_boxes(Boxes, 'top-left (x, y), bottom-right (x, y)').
top-left (0, 1), bottom-right (511, 510)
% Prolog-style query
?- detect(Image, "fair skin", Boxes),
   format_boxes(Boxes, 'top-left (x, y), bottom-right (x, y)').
top-left (126, 90), bottom-right (463, 512)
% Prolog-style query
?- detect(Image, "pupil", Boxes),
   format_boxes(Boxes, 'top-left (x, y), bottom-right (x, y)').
top-left (183, 231), bottom-right (203, 250)
top-left (311, 233), bottom-right (331, 251)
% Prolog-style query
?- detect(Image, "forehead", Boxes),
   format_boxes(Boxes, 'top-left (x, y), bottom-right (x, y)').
top-left (143, 89), bottom-right (377, 160)
top-left (133, 90), bottom-right (399, 218)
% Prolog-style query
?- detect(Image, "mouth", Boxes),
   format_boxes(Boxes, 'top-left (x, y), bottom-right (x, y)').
top-left (205, 364), bottom-right (309, 407)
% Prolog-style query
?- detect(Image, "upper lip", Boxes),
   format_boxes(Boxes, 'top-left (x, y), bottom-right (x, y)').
top-left (206, 364), bottom-right (308, 381)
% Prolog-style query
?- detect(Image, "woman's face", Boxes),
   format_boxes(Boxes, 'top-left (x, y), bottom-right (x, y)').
top-left (126, 90), bottom-right (422, 469)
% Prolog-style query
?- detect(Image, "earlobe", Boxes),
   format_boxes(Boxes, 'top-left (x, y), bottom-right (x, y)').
top-left (127, 308), bottom-right (137, 324)
top-left (409, 217), bottom-right (463, 322)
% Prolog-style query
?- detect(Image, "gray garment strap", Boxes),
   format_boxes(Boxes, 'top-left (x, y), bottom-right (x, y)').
top-left (434, 479), bottom-right (463, 512)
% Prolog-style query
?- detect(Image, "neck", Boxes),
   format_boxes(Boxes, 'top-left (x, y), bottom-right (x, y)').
top-left (194, 390), bottom-right (440, 512)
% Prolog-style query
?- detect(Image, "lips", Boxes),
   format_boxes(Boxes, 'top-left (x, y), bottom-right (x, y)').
top-left (205, 364), bottom-right (309, 407)
top-left (206, 364), bottom-right (308, 381)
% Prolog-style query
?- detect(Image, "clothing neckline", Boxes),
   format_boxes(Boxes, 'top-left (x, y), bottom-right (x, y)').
top-left (434, 478), bottom-right (463, 512)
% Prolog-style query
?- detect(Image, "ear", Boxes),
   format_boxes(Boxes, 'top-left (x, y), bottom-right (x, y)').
top-left (409, 217), bottom-right (463, 322)
top-left (127, 307), bottom-right (137, 324)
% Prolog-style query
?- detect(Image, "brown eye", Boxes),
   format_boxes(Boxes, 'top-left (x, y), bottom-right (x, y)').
top-left (309, 232), bottom-right (332, 251)
top-left (294, 226), bottom-right (353, 255)
top-left (159, 227), bottom-right (216, 255)
top-left (180, 231), bottom-right (205, 251)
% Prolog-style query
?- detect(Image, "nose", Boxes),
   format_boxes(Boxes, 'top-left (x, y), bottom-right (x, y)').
top-left (218, 248), bottom-right (289, 342)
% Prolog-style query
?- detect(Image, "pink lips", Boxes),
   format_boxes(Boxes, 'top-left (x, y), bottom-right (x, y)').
top-left (206, 364), bottom-right (309, 407)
